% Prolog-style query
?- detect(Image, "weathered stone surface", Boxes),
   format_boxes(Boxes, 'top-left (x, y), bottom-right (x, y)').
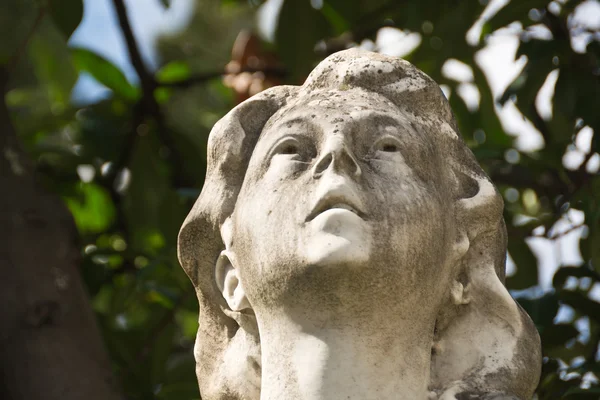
top-left (178, 49), bottom-right (542, 400)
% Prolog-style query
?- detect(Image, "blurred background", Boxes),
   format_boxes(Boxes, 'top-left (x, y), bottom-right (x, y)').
top-left (1, 0), bottom-right (599, 399)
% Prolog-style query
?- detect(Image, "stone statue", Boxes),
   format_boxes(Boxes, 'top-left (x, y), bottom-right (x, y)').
top-left (178, 49), bottom-right (542, 400)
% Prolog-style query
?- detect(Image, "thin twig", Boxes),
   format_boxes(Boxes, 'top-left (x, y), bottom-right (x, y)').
top-left (535, 223), bottom-right (586, 240)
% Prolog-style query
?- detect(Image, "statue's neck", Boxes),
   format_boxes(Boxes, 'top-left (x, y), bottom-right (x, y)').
top-left (256, 307), bottom-right (434, 400)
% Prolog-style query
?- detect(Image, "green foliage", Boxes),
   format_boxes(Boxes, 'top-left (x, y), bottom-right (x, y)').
top-left (48, 0), bottom-right (84, 39)
top-left (507, 240), bottom-right (539, 290)
top-left (2, 0), bottom-right (599, 399)
top-left (0, 0), bottom-right (38, 63)
top-left (65, 182), bottom-right (116, 234)
top-left (156, 61), bottom-right (192, 84)
top-left (275, 0), bottom-right (331, 80)
top-left (28, 19), bottom-right (78, 108)
top-left (72, 47), bottom-right (140, 101)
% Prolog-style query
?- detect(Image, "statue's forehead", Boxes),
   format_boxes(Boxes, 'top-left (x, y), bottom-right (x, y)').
top-left (263, 89), bottom-right (410, 131)
top-left (288, 88), bottom-right (396, 112)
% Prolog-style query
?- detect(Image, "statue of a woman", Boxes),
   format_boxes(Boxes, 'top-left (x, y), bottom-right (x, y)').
top-left (178, 49), bottom-right (542, 400)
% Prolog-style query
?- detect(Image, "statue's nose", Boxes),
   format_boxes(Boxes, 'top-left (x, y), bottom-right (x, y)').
top-left (312, 138), bottom-right (362, 179)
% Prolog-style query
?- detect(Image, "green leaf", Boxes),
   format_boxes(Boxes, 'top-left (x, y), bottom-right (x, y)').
top-left (158, 0), bottom-right (171, 9)
top-left (156, 60), bottom-right (191, 84)
top-left (517, 292), bottom-right (559, 331)
top-left (64, 183), bottom-right (116, 234)
top-left (0, 0), bottom-right (37, 64)
top-left (157, 383), bottom-right (200, 400)
top-left (122, 131), bottom-right (170, 253)
top-left (163, 354), bottom-right (197, 387)
top-left (472, 64), bottom-right (513, 148)
top-left (563, 387), bottom-right (600, 399)
top-left (506, 240), bottom-right (538, 290)
top-left (154, 87), bottom-right (173, 104)
top-left (500, 50), bottom-right (552, 107)
top-left (75, 98), bottom-right (132, 163)
top-left (49, 0), bottom-right (84, 39)
top-left (559, 290), bottom-right (600, 324)
top-left (71, 47), bottom-right (140, 101)
top-left (569, 67), bottom-right (600, 141)
top-left (28, 19), bottom-right (78, 107)
top-left (275, 0), bottom-right (331, 81)
top-left (175, 310), bottom-right (199, 340)
top-left (553, 266), bottom-right (600, 289)
top-left (80, 255), bottom-right (111, 297)
top-left (486, 0), bottom-right (549, 33)
top-left (590, 227), bottom-right (600, 275)
top-left (448, 85), bottom-right (476, 142)
top-left (6, 87), bottom-right (76, 138)
top-left (320, 1), bottom-right (350, 35)
top-left (146, 286), bottom-right (177, 308)
top-left (322, 0), bottom-right (363, 27)
top-left (150, 322), bottom-right (176, 386)
top-left (541, 323), bottom-right (579, 348)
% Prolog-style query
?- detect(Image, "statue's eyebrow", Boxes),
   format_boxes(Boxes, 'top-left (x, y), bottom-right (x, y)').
top-left (262, 116), bottom-right (319, 141)
top-left (352, 112), bottom-right (419, 140)
top-left (275, 116), bottom-right (315, 128)
top-left (356, 113), bottom-right (412, 132)
top-left (261, 116), bottom-right (319, 145)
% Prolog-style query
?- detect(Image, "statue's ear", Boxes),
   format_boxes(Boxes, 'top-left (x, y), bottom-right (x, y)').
top-left (215, 251), bottom-right (250, 312)
top-left (215, 218), bottom-right (250, 312)
top-left (430, 172), bottom-right (541, 399)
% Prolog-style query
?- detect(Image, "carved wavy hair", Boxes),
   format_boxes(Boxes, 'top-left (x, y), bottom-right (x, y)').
top-left (178, 49), bottom-right (541, 400)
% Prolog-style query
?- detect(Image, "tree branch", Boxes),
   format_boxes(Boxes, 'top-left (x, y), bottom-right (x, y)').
top-left (110, 0), bottom-right (154, 94)
top-left (111, 0), bottom-right (187, 186)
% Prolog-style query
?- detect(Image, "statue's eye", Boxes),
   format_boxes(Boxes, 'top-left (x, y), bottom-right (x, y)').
top-left (269, 136), bottom-right (314, 164)
top-left (381, 143), bottom-right (398, 152)
top-left (372, 136), bottom-right (402, 155)
top-left (279, 143), bottom-right (299, 155)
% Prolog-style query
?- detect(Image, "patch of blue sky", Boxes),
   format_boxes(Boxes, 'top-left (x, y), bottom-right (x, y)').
top-left (69, 0), bottom-right (194, 104)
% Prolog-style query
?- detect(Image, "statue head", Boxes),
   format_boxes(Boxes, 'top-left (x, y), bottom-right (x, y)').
top-left (178, 49), bottom-right (541, 399)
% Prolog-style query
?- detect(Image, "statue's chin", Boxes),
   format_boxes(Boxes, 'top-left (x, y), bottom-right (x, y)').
top-left (304, 209), bottom-right (372, 267)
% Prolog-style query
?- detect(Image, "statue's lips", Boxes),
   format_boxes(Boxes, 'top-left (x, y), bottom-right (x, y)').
top-left (310, 208), bottom-right (364, 226)
top-left (305, 195), bottom-right (366, 222)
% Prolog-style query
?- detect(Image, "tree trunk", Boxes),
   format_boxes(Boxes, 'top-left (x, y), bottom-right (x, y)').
top-left (0, 69), bottom-right (122, 399)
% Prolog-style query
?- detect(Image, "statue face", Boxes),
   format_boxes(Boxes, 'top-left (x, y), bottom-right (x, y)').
top-left (181, 50), bottom-right (541, 400)
top-left (229, 89), bottom-right (453, 308)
